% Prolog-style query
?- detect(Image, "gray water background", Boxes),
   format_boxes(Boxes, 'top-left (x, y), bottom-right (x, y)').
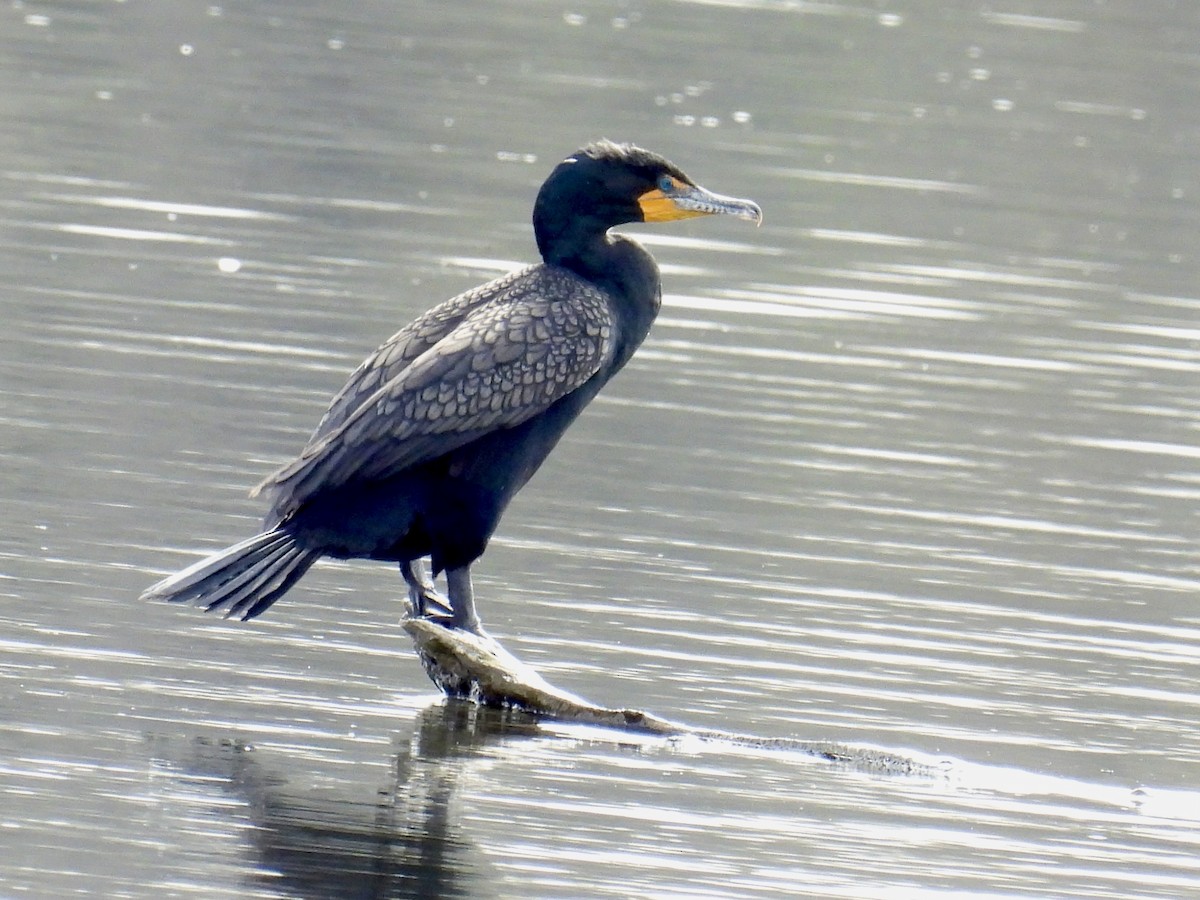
top-left (2, 2), bottom-right (1198, 897)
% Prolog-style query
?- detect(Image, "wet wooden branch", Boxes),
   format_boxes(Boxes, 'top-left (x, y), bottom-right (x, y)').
top-left (402, 616), bottom-right (938, 776)
top-left (402, 617), bottom-right (681, 733)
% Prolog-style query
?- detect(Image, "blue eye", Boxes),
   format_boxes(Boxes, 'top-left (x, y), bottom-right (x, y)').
top-left (657, 174), bottom-right (674, 193)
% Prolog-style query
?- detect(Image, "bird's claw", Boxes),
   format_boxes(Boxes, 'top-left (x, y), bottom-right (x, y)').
top-left (416, 609), bottom-right (485, 637)
top-left (408, 590), bottom-right (454, 620)
top-left (401, 561), bottom-right (483, 634)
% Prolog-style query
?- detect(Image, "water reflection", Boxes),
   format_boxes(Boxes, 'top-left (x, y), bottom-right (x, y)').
top-left (155, 702), bottom-right (546, 899)
top-left (5, 0), bottom-right (1200, 896)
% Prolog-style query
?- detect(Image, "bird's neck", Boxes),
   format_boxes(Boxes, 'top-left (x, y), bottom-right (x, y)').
top-left (546, 231), bottom-right (661, 361)
top-left (544, 229), bottom-right (659, 302)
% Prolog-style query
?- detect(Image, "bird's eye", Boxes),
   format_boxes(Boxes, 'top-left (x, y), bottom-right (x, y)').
top-left (657, 174), bottom-right (675, 193)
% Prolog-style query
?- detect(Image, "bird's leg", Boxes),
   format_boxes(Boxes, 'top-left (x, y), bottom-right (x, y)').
top-left (400, 559), bottom-right (452, 619)
top-left (445, 566), bottom-right (483, 634)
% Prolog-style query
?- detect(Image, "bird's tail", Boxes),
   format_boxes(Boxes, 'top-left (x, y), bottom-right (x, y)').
top-left (140, 528), bottom-right (319, 621)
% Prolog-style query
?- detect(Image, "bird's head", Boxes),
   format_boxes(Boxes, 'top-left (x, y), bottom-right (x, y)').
top-left (534, 140), bottom-right (762, 265)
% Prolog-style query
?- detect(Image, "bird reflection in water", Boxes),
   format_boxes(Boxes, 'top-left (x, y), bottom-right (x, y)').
top-left (155, 702), bottom-right (543, 899)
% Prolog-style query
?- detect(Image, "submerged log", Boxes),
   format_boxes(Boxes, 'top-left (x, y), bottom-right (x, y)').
top-left (402, 616), bottom-right (939, 777)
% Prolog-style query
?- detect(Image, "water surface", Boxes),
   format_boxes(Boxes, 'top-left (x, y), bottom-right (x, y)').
top-left (2, 2), bottom-right (1198, 897)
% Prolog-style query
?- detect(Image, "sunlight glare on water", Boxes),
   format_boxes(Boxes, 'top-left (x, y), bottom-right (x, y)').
top-left (1, 0), bottom-right (1198, 897)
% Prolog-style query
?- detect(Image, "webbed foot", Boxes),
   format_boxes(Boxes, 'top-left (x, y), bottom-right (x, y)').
top-left (400, 559), bottom-right (453, 618)
top-left (401, 559), bottom-right (484, 635)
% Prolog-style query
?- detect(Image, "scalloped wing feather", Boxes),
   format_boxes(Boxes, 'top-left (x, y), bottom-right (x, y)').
top-left (254, 266), bottom-right (615, 521)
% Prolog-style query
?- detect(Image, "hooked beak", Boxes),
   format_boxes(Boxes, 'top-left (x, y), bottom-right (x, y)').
top-left (638, 182), bottom-right (763, 226)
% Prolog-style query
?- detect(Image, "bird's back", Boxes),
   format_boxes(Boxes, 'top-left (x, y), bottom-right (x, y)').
top-left (309, 265), bottom-right (543, 442)
top-left (254, 264), bottom-right (621, 526)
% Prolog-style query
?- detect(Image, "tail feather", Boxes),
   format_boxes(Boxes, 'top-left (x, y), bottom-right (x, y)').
top-left (141, 529), bottom-right (319, 621)
top-left (196, 533), bottom-right (298, 613)
top-left (210, 542), bottom-right (316, 621)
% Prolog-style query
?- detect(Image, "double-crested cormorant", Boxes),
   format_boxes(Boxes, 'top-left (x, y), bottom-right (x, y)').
top-left (141, 141), bottom-right (762, 634)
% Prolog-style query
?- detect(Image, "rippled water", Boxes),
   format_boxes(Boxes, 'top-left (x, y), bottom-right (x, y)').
top-left (2, 1), bottom-right (1199, 897)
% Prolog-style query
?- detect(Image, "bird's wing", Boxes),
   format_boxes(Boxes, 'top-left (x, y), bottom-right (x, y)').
top-left (255, 269), bottom-right (615, 519)
top-left (307, 266), bottom-right (540, 443)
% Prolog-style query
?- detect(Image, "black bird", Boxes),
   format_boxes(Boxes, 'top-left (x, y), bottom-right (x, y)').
top-left (141, 141), bottom-right (762, 634)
